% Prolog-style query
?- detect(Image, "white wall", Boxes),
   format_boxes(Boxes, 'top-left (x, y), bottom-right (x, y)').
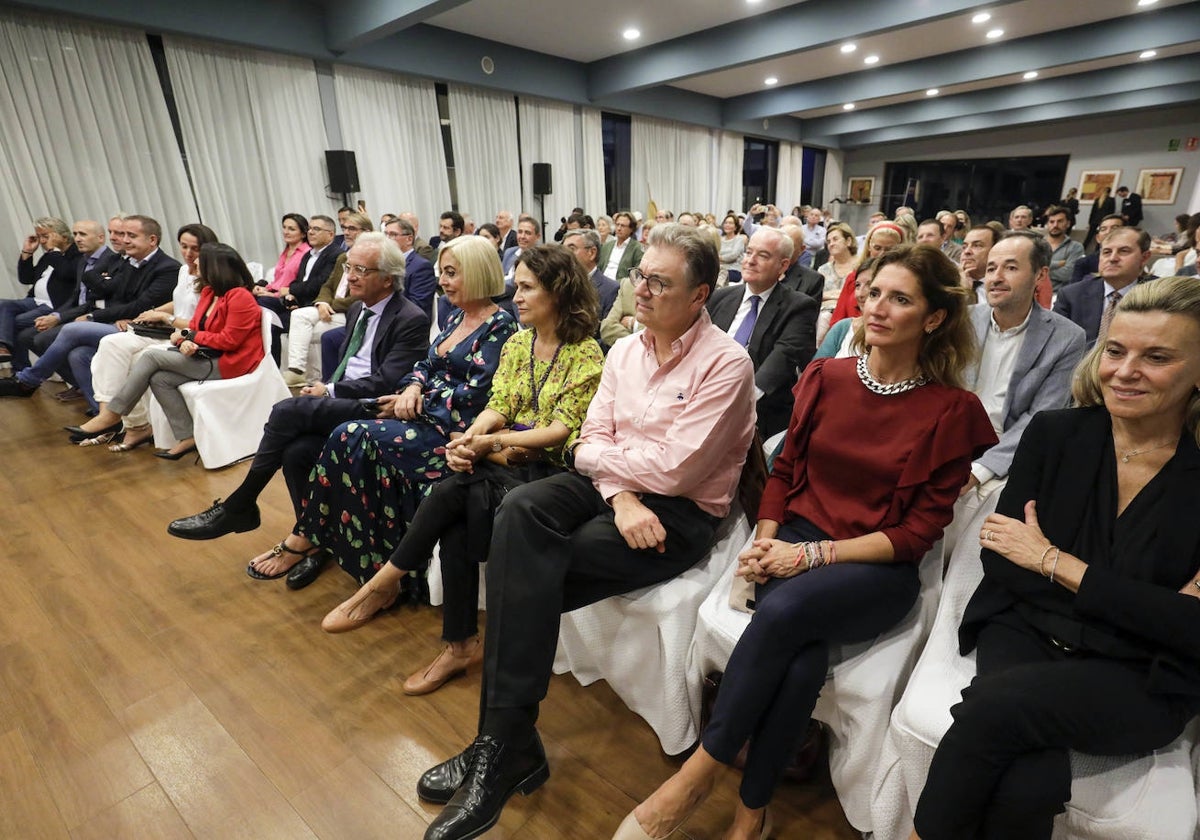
top-left (842, 105), bottom-right (1198, 235)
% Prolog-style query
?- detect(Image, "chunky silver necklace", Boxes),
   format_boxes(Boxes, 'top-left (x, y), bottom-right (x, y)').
top-left (856, 352), bottom-right (929, 396)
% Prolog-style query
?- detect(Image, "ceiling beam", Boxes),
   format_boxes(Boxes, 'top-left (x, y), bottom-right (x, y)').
top-left (827, 81), bottom-right (1200, 148)
top-left (587, 0), bottom-right (1017, 100)
top-left (723, 4), bottom-right (1200, 122)
top-left (325, 0), bottom-right (472, 53)
top-left (803, 54), bottom-right (1200, 138)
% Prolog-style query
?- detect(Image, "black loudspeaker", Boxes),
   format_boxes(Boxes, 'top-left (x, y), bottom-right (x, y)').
top-left (532, 162), bottom-right (552, 195)
top-left (326, 150), bottom-right (360, 194)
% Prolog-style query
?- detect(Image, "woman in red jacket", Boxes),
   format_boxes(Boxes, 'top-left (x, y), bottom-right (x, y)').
top-left (76, 243), bottom-right (264, 459)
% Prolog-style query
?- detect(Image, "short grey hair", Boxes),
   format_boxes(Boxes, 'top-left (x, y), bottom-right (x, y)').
top-left (647, 223), bottom-right (720, 293)
top-left (752, 226), bottom-right (794, 261)
top-left (355, 231), bottom-right (406, 292)
top-left (34, 216), bottom-right (70, 240)
top-left (563, 229), bottom-right (600, 251)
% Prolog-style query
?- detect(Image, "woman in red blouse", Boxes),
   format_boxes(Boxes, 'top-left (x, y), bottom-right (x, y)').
top-left (615, 245), bottom-right (997, 840)
top-left (80, 244), bottom-right (265, 459)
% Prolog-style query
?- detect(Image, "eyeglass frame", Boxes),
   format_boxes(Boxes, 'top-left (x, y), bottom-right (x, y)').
top-left (346, 263), bottom-right (382, 277)
top-left (628, 267), bottom-right (675, 296)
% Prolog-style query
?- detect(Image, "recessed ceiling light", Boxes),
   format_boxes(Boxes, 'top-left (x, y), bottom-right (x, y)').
top-left (1023, 70), bottom-right (1039, 80)
top-left (1139, 49), bottom-right (1158, 58)
top-left (864, 54), bottom-right (880, 65)
top-left (843, 103), bottom-right (856, 111)
top-left (986, 28), bottom-right (1004, 39)
top-left (972, 12), bottom-right (992, 23)
top-left (926, 88), bottom-right (939, 96)
top-left (622, 27), bottom-right (640, 41)
top-left (764, 76), bottom-right (778, 86)
top-left (840, 43), bottom-right (857, 54)
top-left (1137, 0), bottom-right (1158, 6)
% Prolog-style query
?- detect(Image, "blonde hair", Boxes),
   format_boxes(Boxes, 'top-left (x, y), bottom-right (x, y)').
top-left (857, 223), bottom-right (903, 269)
top-left (851, 244), bottom-right (977, 389)
top-left (439, 235), bottom-right (505, 300)
top-left (1072, 275), bottom-right (1200, 446)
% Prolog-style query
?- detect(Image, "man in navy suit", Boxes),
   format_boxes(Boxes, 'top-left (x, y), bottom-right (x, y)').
top-left (167, 232), bottom-right (431, 590)
top-left (286, 215), bottom-right (340, 308)
top-left (1115, 186), bottom-right (1143, 227)
top-left (500, 215), bottom-right (540, 278)
top-left (562, 229), bottom-right (619, 319)
top-left (1054, 227), bottom-right (1153, 346)
top-left (385, 216), bottom-right (436, 317)
top-left (706, 227), bottom-right (817, 437)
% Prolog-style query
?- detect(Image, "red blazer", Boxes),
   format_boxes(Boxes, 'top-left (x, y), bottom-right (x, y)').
top-left (188, 286), bottom-right (265, 379)
top-left (829, 270), bottom-right (859, 324)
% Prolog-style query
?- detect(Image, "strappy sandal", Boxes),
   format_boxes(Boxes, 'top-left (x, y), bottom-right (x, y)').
top-left (77, 430), bottom-right (123, 447)
top-left (246, 539), bottom-right (321, 580)
top-left (109, 425), bottom-right (153, 452)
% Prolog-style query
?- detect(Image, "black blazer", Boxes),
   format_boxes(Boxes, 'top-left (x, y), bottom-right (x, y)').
top-left (707, 281), bottom-right (818, 437)
top-left (1053, 275), bottom-right (1154, 346)
top-left (1119, 192), bottom-right (1144, 227)
top-left (17, 245), bottom-right (80, 310)
top-left (289, 246), bottom-right (340, 307)
top-left (1088, 196), bottom-right (1116, 229)
top-left (779, 262), bottom-right (823, 301)
top-left (332, 293), bottom-right (430, 400)
top-left (58, 247), bottom-right (124, 320)
top-left (961, 407), bottom-right (1200, 699)
top-left (92, 249), bottom-right (182, 323)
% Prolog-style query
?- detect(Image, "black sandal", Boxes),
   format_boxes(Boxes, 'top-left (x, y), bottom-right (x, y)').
top-left (246, 540), bottom-right (319, 580)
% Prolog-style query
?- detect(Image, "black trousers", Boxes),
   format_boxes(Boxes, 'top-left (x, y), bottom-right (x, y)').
top-left (388, 461), bottom-right (560, 643)
top-left (244, 396), bottom-right (367, 519)
top-left (701, 518), bottom-right (921, 808)
top-left (479, 471), bottom-right (719, 742)
top-left (914, 616), bottom-right (1196, 840)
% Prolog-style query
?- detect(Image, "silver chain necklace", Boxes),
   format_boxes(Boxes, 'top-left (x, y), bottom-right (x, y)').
top-left (856, 352), bottom-right (929, 396)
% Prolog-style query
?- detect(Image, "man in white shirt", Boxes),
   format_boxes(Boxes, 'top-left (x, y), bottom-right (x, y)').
top-left (597, 211), bottom-right (643, 281)
top-left (965, 231), bottom-right (1085, 497)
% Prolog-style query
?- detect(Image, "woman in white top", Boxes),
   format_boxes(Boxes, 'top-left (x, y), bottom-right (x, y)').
top-left (719, 214), bottom-right (748, 275)
top-left (77, 223), bottom-right (218, 450)
top-left (815, 222), bottom-right (858, 343)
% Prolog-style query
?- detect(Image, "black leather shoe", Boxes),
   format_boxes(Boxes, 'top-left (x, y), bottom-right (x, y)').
top-left (285, 549), bottom-right (329, 590)
top-left (418, 743), bottom-right (475, 804)
top-left (423, 734), bottom-right (549, 840)
top-left (0, 377), bottom-right (36, 397)
top-left (167, 500), bottom-right (261, 540)
top-left (65, 419), bottom-right (122, 443)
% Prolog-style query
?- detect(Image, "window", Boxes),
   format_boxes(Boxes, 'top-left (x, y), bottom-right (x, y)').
top-left (742, 137), bottom-right (777, 209)
top-left (601, 111), bottom-right (631, 214)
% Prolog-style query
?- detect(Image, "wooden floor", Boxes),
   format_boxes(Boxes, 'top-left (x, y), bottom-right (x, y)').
top-left (0, 385), bottom-right (859, 840)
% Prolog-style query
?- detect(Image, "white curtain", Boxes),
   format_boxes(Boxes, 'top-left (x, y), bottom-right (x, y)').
top-left (776, 141), bottom-right (806, 212)
top-left (579, 107), bottom-right (608, 217)
top-left (823, 149), bottom-right (846, 211)
top-left (518, 96), bottom-right (581, 227)
top-left (0, 8), bottom-right (194, 296)
top-left (713, 131), bottom-right (745, 217)
top-left (163, 36), bottom-right (330, 265)
top-left (332, 65), bottom-right (450, 238)
top-left (631, 115), bottom-right (713, 219)
top-left (448, 84), bottom-right (521, 226)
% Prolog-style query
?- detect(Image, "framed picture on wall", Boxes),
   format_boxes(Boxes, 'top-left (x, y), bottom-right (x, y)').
top-left (1077, 170), bottom-right (1121, 203)
top-left (1136, 167), bottom-right (1184, 204)
top-left (847, 177), bottom-right (875, 204)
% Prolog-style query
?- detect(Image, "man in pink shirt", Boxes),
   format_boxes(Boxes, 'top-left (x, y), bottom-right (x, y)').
top-left (419, 224), bottom-right (758, 840)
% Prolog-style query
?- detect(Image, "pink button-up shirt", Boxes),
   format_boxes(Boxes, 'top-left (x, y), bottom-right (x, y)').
top-left (573, 308), bottom-right (757, 518)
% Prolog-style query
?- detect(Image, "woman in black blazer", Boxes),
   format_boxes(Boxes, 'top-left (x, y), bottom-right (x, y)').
top-left (912, 274), bottom-right (1200, 840)
top-left (1084, 186), bottom-right (1116, 251)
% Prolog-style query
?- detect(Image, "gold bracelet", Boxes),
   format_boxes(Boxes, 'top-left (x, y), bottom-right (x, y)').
top-left (1038, 544), bottom-right (1055, 577)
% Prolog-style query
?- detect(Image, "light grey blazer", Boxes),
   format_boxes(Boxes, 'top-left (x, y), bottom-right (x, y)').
top-left (969, 303), bottom-right (1087, 479)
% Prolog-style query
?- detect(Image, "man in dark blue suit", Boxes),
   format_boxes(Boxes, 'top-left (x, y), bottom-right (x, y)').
top-left (500, 215), bottom-right (540, 279)
top-left (167, 232), bottom-right (430, 588)
top-left (1054, 227), bottom-right (1153, 346)
top-left (385, 216), bottom-right (436, 318)
top-left (563, 229), bottom-right (619, 321)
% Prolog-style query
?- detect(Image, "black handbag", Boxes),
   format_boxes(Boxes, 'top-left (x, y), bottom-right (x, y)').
top-left (129, 321), bottom-right (174, 340)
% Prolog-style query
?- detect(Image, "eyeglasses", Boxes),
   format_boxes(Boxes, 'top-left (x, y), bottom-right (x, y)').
top-left (629, 267), bottom-right (672, 296)
top-left (346, 264), bottom-right (381, 277)
top-left (342, 225), bottom-right (362, 233)
top-left (309, 226), bottom-right (334, 234)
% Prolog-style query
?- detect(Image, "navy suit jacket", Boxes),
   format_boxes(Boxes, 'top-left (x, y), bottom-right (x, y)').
top-left (92, 249), bottom-right (181, 323)
top-left (331, 293), bottom-right (430, 400)
top-left (1053, 276), bottom-right (1154, 346)
top-left (289, 246), bottom-right (340, 306)
top-left (968, 303), bottom-right (1086, 479)
top-left (707, 281), bottom-right (818, 436)
top-left (501, 245), bottom-right (522, 276)
top-left (779, 262), bottom-right (824, 301)
top-left (402, 250), bottom-right (437, 318)
top-left (590, 267), bottom-right (620, 320)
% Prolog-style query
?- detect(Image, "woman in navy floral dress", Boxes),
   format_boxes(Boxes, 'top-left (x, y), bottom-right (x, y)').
top-left (246, 236), bottom-right (516, 584)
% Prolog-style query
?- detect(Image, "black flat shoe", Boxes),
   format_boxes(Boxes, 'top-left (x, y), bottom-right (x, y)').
top-left (285, 549), bottom-right (329, 590)
top-left (154, 444), bottom-right (197, 461)
top-left (66, 419), bottom-right (122, 442)
top-left (423, 734), bottom-right (549, 840)
top-left (168, 500), bottom-right (261, 540)
top-left (0, 377), bottom-right (36, 397)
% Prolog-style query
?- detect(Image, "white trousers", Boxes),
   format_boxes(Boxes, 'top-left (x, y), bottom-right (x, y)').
top-left (286, 306), bottom-right (346, 376)
top-left (91, 330), bottom-right (166, 427)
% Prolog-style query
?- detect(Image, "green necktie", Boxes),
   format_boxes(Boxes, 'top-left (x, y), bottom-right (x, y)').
top-left (331, 308), bottom-right (374, 383)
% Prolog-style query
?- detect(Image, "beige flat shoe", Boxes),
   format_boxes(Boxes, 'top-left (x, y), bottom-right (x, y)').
top-left (402, 638), bottom-right (483, 696)
top-left (612, 810), bottom-right (676, 840)
top-left (321, 582), bottom-right (401, 633)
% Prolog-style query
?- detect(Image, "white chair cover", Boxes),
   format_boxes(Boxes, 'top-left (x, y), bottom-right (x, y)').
top-left (551, 505), bottom-right (753, 755)
top-left (150, 309), bottom-right (290, 468)
top-left (688, 536), bottom-right (945, 833)
top-left (869, 491), bottom-right (1199, 840)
